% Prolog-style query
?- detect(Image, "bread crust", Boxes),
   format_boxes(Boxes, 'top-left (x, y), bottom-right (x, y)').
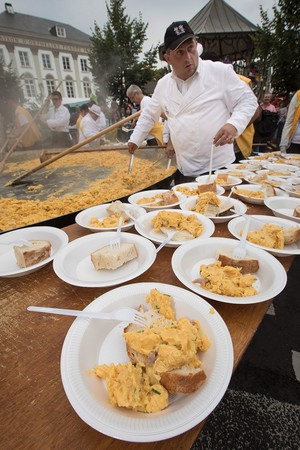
top-left (218, 252), bottom-right (259, 274)
top-left (197, 181), bottom-right (217, 194)
top-left (293, 205), bottom-right (300, 218)
top-left (160, 367), bottom-right (207, 394)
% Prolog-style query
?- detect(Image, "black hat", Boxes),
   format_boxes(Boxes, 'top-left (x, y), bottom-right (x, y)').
top-left (164, 21), bottom-right (195, 51)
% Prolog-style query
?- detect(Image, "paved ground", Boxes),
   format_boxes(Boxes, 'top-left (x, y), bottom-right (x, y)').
top-left (192, 256), bottom-right (300, 449)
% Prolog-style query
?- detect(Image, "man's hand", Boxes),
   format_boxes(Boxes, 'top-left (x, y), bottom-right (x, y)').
top-left (213, 124), bottom-right (237, 147)
top-left (128, 141), bottom-right (138, 154)
top-left (165, 138), bottom-right (175, 158)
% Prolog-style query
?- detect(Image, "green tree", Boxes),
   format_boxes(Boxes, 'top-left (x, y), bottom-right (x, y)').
top-left (253, 0), bottom-right (300, 96)
top-left (89, 0), bottom-right (159, 105)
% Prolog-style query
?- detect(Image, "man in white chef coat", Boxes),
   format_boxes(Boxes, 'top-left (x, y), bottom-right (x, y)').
top-left (78, 104), bottom-right (107, 148)
top-left (128, 21), bottom-right (258, 182)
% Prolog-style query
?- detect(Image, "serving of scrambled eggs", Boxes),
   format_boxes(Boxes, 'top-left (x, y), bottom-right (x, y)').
top-left (151, 211), bottom-right (203, 238)
top-left (234, 188), bottom-right (265, 198)
top-left (90, 214), bottom-right (125, 228)
top-left (246, 223), bottom-right (285, 249)
top-left (190, 192), bottom-right (221, 215)
top-left (199, 261), bottom-right (257, 297)
top-left (94, 289), bottom-right (211, 413)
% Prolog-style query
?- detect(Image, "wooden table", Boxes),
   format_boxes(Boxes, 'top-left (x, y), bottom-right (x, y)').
top-left (1, 204), bottom-right (295, 450)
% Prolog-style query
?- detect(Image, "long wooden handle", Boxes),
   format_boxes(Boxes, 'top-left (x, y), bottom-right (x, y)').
top-left (0, 81), bottom-right (63, 174)
top-left (5, 110), bottom-right (141, 186)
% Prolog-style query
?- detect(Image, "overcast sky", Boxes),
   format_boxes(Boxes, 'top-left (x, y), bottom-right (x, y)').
top-left (8, 0), bottom-right (277, 64)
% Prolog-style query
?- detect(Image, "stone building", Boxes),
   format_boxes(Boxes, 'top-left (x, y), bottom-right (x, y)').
top-left (0, 2), bottom-right (96, 104)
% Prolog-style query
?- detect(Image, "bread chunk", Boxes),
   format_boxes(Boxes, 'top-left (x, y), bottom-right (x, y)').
top-left (14, 240), bottom-right (51, 268)
top-left (283, 226), bottom-right (300, 245)
top-left (197, 181), bottom-right (217, 194)
top-left (91, 243), bottom-right (138, 270)
top-left (160, 366), bottom-right (207, 394)
top-left (218, 252), bottom-right (259, 274)
top-left (293, 205), bottom-right (300, 218)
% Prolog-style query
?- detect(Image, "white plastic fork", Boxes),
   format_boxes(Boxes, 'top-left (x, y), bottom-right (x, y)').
top-left (109, 217), bottom-right (122, 250)
top-left (1, 239), bottom-right (34, 247)
top-left (27, 306), bottom-right (147, 327)
top-left (155, 227), bottom-right (177, 253)
top-left (232, 215), bottom-right (251, 259)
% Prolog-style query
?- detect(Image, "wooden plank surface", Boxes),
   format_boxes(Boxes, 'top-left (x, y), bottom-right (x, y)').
top-left (0, 204), bottom-right (295, 450)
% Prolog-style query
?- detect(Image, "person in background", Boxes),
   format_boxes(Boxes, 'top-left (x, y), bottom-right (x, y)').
top-left (280, 90), bottom-right (300, 154)
top-left (78, 104), bottom-right (106, 148)
top-left (260, 92), bottom-right (277, 112)
top-left (128, 21), bottom-right (258, 182)
top-left (275, 100), bottom-right (288, 149)
top-left (76, 104), bottom-right (89, 131)
top-left (40, 91), bottom-right (72, 148)
top-left (126, 84), bottom-right (164, 146)
top-left (5, 95), bottom-right (41, 149)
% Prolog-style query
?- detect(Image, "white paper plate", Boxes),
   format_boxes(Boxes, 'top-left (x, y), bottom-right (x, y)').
top-left (214, 168), bottom-right (252, 178)
top-left (283, 178), bottom-right (300, 198)
top-left (264, 162), bottom-right (298, 173)
top-left (228, 215), bottom-right (300, 257)
top-left (134, 209), bottom-right (215, 247)
top-left (244, 175), bottom-right (285, 187)
top-left (264, 197), bottom-right (300, 224)
top-left (180, 195), bottom-right (247, 223)
top-left (195, 175), bottom-right (242, 191)
top-left (171, 238), bottom-right (287, 304)
top-left (128, 189), bottom-right (186, 211)
top-left (53, 232), bottom-right (156, 287)
top-left (60, 282), bottom-right (233, 442)
top-left (232, 184), bottom-right (289, 205)
top-left (75, 203), bottom-right (147, 232)
top-left (172, 181), bottom-right (225, 196)
top-left (226, 163), bottom-right (262, 171)
top-left (0, 226), bottom-right (69, 278)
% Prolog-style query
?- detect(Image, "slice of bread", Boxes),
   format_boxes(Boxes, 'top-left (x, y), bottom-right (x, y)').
top-left (91, 243), bottom-right (138, 270)
top-left (197, 181), bottom-right (217, 194)
top-left (162, 190), bottom-right (179, 205)
top-left (218, 251), bottom-right (259, 274)
top-left (260, 184), bottom-right (276, 197)
top-left (217, 201), bottom-right (233, 216)
top-left (293, 205), bottom-right (300, 218)
top-left (283, 227), bottom-right (300, 245)
top-left (160, 366), bottom-right (207, 394)
top-left (14, 240), bottom-right (51, 268)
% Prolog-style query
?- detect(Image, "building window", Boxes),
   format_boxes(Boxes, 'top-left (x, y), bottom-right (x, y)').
top-left (83, 81), bottom-right (91, 98)
top-left (62, 56), bottom-right (71, 70)
top-left (24, 78), bottom-right (36, 97)
top-left (0, 48), bottom-right (4, 63)
top-left (80, 58), bottom-right (88, 72)
top-left (46, 79), bottom-right (55, 95)
top-left (66, 80), bottom-right (75, 98)
top-left (19, 51), bottom-right (30, 67)
top-left (42, 54), bottom-right (52, 69)
top-left (56, 26), bottom-right (66, 38)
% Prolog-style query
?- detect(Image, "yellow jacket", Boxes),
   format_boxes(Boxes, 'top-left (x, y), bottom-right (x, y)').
top-left (235, 75), bottom-right (255, 158)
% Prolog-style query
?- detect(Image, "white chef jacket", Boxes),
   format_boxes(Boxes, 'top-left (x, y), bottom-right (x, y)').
top-left (129, 59), bottom-right (258, 176)
top-left (78, 112), bottom-right (106, 148)
top-left (43, 104), bottom-right (70, 133)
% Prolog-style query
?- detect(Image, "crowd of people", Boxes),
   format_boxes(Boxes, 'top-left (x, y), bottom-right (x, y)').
top-left (2, 20), bottom-right (299, 163)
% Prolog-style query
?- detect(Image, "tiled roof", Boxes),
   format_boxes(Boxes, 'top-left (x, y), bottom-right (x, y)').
top-left (0, 10), bottom-right (91, 45)
top-left (189, 0), bottom-right (257, 35)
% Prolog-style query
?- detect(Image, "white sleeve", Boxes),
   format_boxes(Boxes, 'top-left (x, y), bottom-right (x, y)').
top-left (129, 93), bottom-right (163, 146)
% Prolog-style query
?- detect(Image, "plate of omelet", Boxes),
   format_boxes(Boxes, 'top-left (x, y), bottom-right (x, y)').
top-left (228, 215), bottom-right (300, 257)
top-left (171, 237), bottom-right (287, 304)
top-left (60, 282), bottom-right (233, 442)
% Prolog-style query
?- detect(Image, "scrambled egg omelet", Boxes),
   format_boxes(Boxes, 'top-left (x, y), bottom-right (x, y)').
top-left (199, 261), bottom-right (257, 297)
top-left (94, 289), bottom-right (211, 413)
top-left (151, 211), bottom-right (203, 238)
top-left (246, 223), bottom-right (285, 249)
